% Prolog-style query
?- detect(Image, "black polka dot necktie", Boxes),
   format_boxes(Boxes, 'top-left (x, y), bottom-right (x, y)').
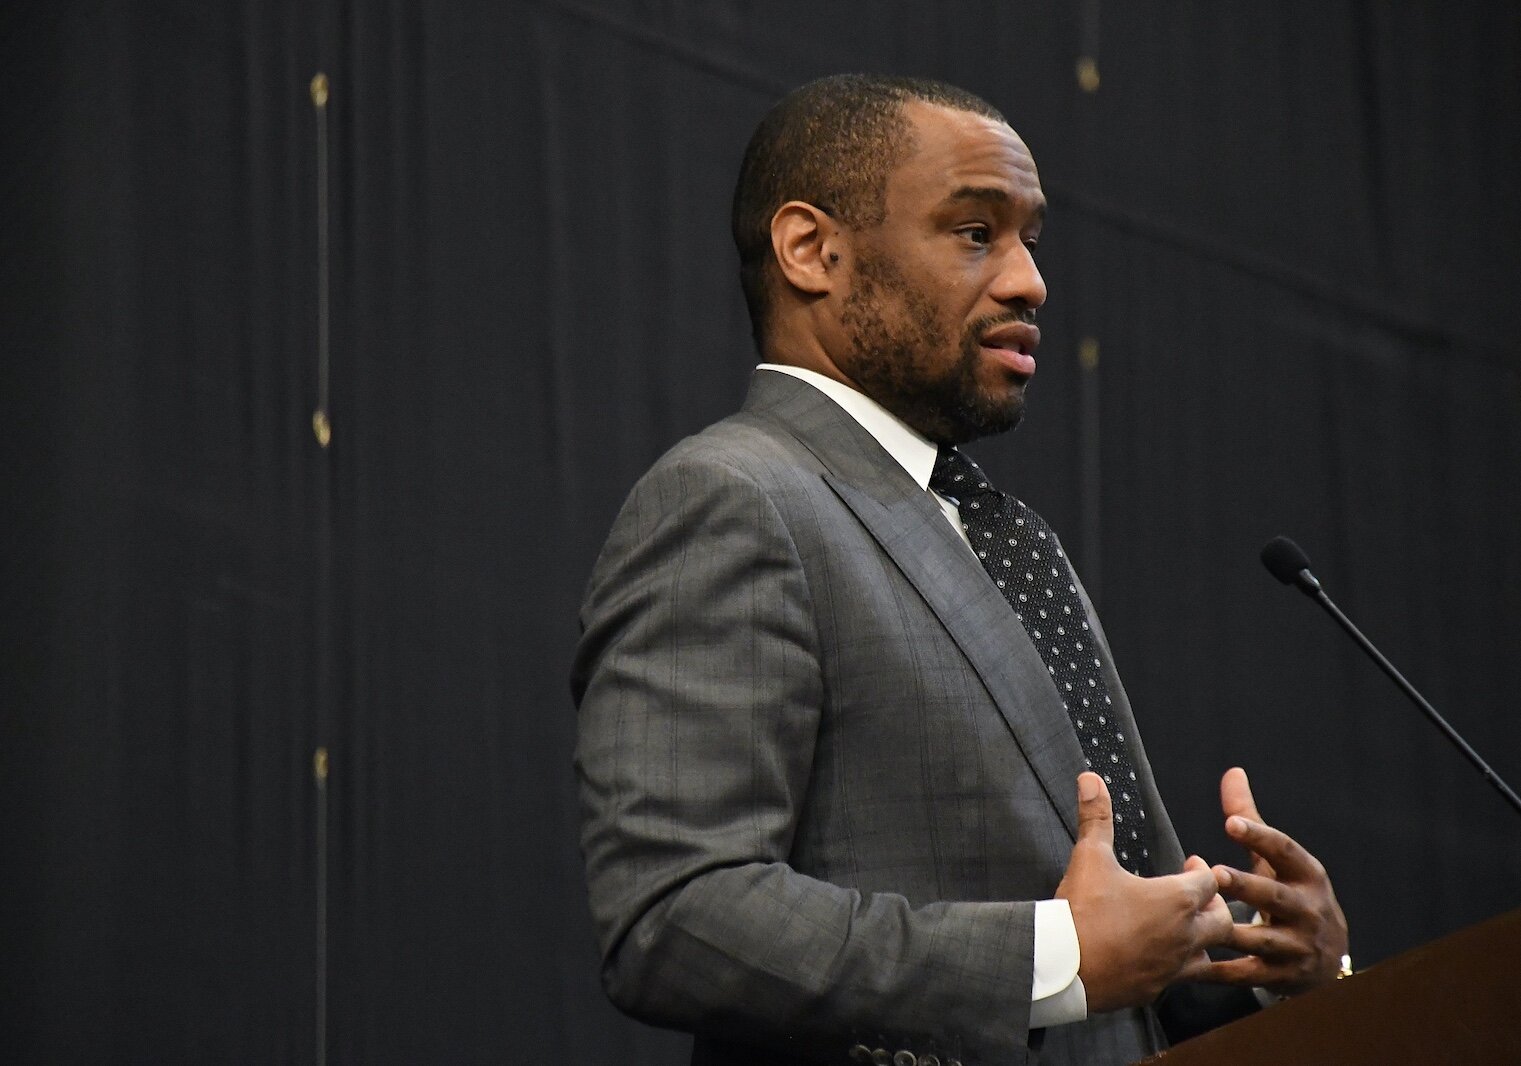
top-left (930, 446), bottom-right (1155, 876)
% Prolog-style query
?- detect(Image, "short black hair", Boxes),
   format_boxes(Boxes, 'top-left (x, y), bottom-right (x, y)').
top-left (731, 74), bottom-right (1006, 350)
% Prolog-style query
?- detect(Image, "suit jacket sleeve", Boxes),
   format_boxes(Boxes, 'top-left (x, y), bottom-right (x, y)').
top-left (572, 450), bottom-right (1038, 1064)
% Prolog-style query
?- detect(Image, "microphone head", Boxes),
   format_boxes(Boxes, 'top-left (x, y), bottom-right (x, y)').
top-left (1261, 536), bottom-right (1313, 586)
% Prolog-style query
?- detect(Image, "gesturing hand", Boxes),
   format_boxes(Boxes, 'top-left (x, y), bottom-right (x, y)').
top-left (1056, 772), bottom-right (1234, 1013)
top-left (1201, 767), bottom-right (1349, 996)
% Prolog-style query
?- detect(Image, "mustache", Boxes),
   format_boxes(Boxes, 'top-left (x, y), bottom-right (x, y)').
top-left (966, 307), bottom-right (1037, 338)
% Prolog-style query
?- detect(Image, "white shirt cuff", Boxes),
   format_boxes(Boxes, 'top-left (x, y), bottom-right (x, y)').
top-left (1029, 898), bottom-right (1087, 1028)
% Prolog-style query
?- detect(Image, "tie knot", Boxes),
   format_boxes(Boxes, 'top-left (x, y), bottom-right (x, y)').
top-left (929, 446), bottom-right (995, 502)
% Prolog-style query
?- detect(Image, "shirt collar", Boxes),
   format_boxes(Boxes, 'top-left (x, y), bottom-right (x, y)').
top-left (756, 364), bottom-right (939, 490)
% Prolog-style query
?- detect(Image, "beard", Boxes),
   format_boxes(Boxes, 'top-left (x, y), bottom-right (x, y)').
top-left (837, 252), bottom-right (1027, 445)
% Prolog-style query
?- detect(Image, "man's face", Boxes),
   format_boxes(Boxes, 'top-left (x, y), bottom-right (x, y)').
top-left (834, 102), bottom-right (1047, 444)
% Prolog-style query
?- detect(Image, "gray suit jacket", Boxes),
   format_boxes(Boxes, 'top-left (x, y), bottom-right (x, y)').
top-left (573, 371), bottom-right (1217, 1065)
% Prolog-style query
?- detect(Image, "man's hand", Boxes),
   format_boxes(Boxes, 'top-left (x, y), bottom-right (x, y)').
top-left (1199, 767), bottom-right (1349, 996)
top-left (1056, 772), bottom-right (1234, 1012)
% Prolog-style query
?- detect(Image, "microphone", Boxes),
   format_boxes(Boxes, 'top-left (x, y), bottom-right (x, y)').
top-left (1260, 536), bottom-right (1319, 594)
top-left (1260, 536), bottom-right (1521, 819)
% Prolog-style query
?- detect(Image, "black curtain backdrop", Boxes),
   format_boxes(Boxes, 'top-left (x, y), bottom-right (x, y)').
top-left (4, 1), bottom-right (1518, 1062)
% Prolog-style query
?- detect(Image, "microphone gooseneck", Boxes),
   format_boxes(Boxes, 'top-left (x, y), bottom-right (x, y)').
top-left (1260, 537), bottom-right (1521, 819)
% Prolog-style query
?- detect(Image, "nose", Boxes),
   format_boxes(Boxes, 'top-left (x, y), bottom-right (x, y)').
top-left (991, 243), bottom-right (1047, 311)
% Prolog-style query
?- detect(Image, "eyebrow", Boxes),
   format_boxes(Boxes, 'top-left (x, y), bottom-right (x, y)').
top-left (940, 186), bottom-right (1047, 220)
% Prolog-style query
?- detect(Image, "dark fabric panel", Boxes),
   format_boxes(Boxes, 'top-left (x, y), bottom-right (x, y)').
top-left (3, 1), bottom-right (325, 1060)
top-left (4, 1), bottom-right (1518, 1063)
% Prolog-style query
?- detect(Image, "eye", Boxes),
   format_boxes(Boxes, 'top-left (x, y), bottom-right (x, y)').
top-left (957, 224), bottom-right (993, 247)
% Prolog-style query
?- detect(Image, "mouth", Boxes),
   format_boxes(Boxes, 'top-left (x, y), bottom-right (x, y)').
top-left (978, 322), bottom-right (1040, 377)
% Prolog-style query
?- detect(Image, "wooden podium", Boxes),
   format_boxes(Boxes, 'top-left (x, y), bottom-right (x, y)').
top-left (1140, 907), bottom-right (1521, 1064)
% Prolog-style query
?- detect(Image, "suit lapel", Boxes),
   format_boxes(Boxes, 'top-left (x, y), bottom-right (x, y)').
top-left (742, 372), bottom-right (1087, 841)
top-left (825, 476), bottom-right (1087, 842)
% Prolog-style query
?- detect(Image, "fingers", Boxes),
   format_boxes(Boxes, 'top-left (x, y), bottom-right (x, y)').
top-left (1074, 771), bottom-right (1115, 850)
top-left (1200, 925), bottom-right (1339, 993)
top-left (1219, 918), bottom-right (1311, 960)
top-left (1175, 949), bottom-right (1222, 984)
top-left (1177, 859), bottom-right (1225, 911)
top-left (1198, 768), bottom-right (1348, 997)
top-left (1221, 766), bottom-right (1277, 877)
top-left (1219, 766), bottom-right (1263, 824)
top-left (1213, 865), bottom-right (1304, 920)
top-left (1204, 861), bottom-right (1349, 997)
top-left (1190, 955), bottom-right (1273, 988)
top-left (1186, 922), bottom-right (1303, 988)
top-left (1178, 855), bottom-right (1234, 947)
top-left (1187, 855), bottom-right (1234, 923)
top-left (1061, 845), bottom-right (1238, 1010)
top-left (1223, 816), bottom-right (1324, 885)
top-left (1193, 895), bottom-right (1235, 949)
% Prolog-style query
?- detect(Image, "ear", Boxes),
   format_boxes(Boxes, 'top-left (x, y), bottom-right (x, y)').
top-left (769, 200), bottom-right (846, 297)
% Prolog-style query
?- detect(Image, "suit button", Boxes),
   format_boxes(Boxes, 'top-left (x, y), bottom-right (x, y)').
top-left (848, 1046), bottom-right (872, 1063)
top-left (872, 1050), bottom-right (891, 1066)
top-left (920, 1057), bottom-right (942, 1066)
top-left (893, 1053), bottom-right (918, 1066)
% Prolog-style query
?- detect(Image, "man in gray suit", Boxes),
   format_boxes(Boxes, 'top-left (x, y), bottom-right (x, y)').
top-left (572, 75), bottom-right (1347, 1065)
